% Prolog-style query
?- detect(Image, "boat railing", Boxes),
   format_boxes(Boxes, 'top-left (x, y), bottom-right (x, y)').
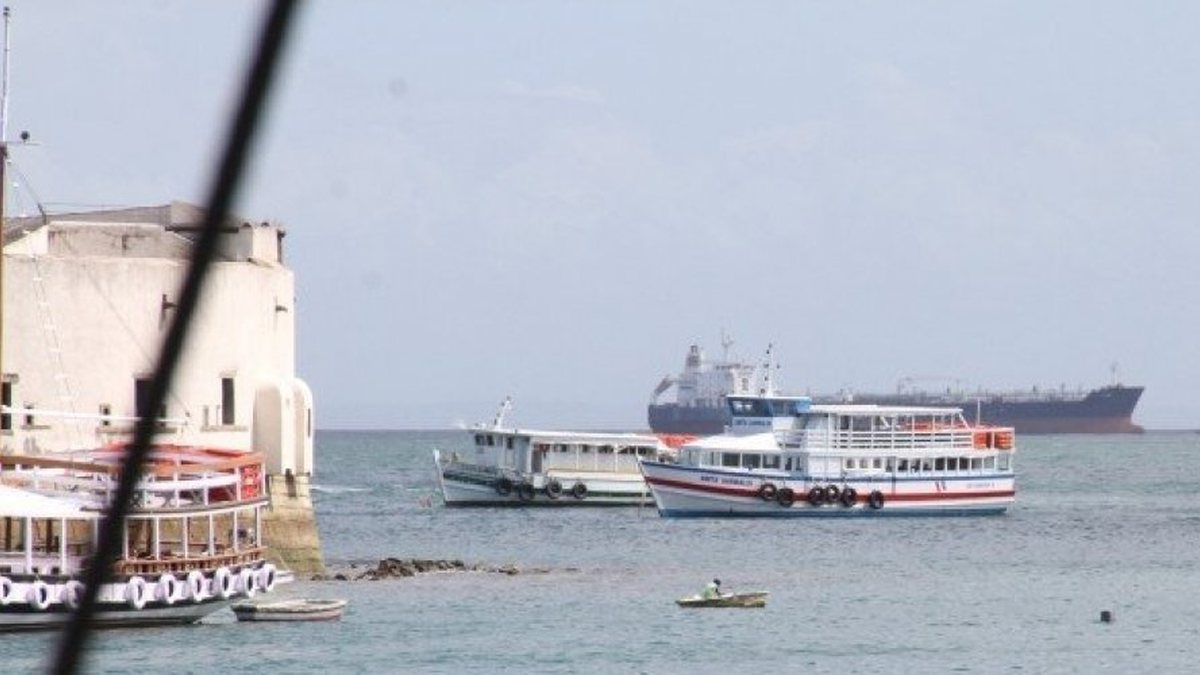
top-left (114, 545), bottom-right (266, 577)
top-left (780, 426), bottom-right (1013, 451)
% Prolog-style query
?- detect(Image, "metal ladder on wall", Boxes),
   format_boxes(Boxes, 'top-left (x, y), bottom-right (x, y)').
top-left (27, 251), bottom-right (85, 448)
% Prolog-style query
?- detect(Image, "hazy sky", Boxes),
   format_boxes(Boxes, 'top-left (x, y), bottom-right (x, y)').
top-left (8, 2), bottom-right (1200, 429)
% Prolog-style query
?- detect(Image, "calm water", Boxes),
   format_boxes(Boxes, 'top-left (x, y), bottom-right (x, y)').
top-left (4, 430), bottom-right (1200, 673)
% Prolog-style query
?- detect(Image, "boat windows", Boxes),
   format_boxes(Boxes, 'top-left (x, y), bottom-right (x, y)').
top-left (997, 454), bottom-right (1010, 471)
top-left (983, 456), bottom-right (995, 469)
top-left (872, 458), bottom-right (882, 469)
top-left (763, 455), bottom-right (780, 469)
top-left (474, 434), bottom-right (484, 446)
top-left (971, 457), bottom-right (982, 470)
top-left (897, 458), bottom-right (908, 472)
top-left (935, 458), bottom-right (946, 471)
top-left (486, 435), bottom-right (495, 447)
top-left (959, 457), bottom-right (969, 471)
top-left (844, 458), bottom-right (854, 470)
top-left (506, 437), bottom-right (514, 450)
top-left (599, 445), bottom-right (614, 454)
top-left (580, 445), bottom-right (591, 453)
top-left (721, 453), bottom-right (740, 468)
top-left (741, 454), bottom-right (762, 469)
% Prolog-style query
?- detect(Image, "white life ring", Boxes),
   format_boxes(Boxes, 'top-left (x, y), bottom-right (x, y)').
top-left (62, 580), bottom-right (86, 610)
top-left (0, 576), bottom-right (13, 606)
top-left (186, 570), bottom-right (206, 602)
top-left (158, 573), bottom-right (180, 606)
top-left (238, 568), bottom-right (257, 598)
top-left (126, 576), bottom-right (148, 610)
top-left (213, 567), bottom-right (235, 600)
top-left (257, 563), bottom-right (277, 593)
top-left (27, 580), bottom-right (52, 611)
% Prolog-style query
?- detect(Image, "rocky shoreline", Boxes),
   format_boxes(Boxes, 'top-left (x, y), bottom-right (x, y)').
top-left (315, 557), bottom-right (556, 581)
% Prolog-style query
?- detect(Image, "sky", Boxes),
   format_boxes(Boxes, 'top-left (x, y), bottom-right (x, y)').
top-left (7, 1), bottom-right (1200, 430)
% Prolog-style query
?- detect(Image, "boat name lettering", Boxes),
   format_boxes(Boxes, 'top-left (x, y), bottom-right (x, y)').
top-left (699, 475), bottom-right (753, 487)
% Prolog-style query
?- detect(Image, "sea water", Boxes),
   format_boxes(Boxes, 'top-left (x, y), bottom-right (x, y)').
top-left (3, 430), bottom-right (1199, 673)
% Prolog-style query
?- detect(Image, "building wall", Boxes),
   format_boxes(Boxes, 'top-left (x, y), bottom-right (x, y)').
top-left (1, 211), bottom-right (314, 476)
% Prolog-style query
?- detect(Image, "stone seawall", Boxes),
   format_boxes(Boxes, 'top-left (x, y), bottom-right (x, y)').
top-left (261, 472), bottom-right (326, 576)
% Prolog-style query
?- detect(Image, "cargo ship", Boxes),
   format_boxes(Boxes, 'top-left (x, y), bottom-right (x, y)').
top-left (648, 344), bottom-right (1144, 436)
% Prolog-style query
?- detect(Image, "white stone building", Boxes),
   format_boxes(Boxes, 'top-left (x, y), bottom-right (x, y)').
top-left (0, 201), bottom-right (314, 476)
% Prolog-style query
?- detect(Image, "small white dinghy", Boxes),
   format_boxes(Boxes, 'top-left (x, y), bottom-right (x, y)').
top-left (231, 598), bottom-right (348, 622)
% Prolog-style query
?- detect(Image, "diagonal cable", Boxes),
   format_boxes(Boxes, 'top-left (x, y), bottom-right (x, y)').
top-left (51, 1), bottom-right (299, 672)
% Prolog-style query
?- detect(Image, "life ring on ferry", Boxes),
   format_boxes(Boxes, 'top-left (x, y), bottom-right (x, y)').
top-left (213, 566), bottom-right (235, 600)
top-left (868, 490), bottom-right (885, 510)
top-left (258, 563), bottom-right (278, 593)
top-left (840, 487), bottom-right (858, 508)
top-left (0, 576), bottom-right (13, 605)
top-left (807, 486), bottom-right (827, 506)
top-left (824, 484), bottom-right (841, 503)
top-left (495, 477), bottom-right (514, 496)
top-left (545, 479), bottom-right (563, 500)
top-left (186, 570), bottom-right (206, 602)
top-left (62, 580), bottom-right (85, 610)
top-left (158, 573), bottom-right (180, 606)
top-left (239, 568), bottom-right (258, 598)
top-left (571, 482), bottom-right (588, 500)
top-left (516, 482), bottom-right (536, 502)
top-left (28, 580), bottom-right (52, 611)
top-left (126, 576), bottom-right (148, 610)
top-left (758, 483), bottom-right (778, 501)
top-left (776, 487), bottom-right (795, 508)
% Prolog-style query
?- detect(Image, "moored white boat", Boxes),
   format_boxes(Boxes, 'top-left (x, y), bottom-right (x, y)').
top-left (0, 445), bottom-right (281, 631)
top-left (434, 399), bottom-right (670, 506)
top-left (641, 394), bottom-right (1016, 517)
top-left (232, 597), bottom-right (346, 622)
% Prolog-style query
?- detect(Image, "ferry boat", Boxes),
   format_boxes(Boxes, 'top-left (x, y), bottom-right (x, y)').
top-left (0, 445), bottom-right (279, 631)
top-left (640, 394), bottom-right (1016, 517)
top-left (433, 399), bottom-right (669, 506)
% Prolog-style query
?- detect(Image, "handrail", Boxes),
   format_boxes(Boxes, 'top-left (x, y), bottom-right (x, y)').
top-left (113, 546), bottom-right (266, 577)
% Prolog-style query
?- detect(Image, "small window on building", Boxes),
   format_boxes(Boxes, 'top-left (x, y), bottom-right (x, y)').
top-left (135, 378), bottom-right (166, 422)
top-left (221, 377), bottom-right (235, 425)
top-left (1, 381), bottom-right (11, 431)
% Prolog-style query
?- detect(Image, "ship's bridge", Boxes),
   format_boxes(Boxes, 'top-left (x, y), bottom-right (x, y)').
top-left (726, 395), bottom-right (812, 435)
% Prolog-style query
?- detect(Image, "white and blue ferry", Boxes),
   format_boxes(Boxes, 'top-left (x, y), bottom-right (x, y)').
top-left (640, 394), bottom-right (1016, 517)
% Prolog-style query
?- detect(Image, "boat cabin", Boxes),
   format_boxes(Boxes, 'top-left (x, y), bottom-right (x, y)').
top-left (466, 428), bottom-right (662, 476)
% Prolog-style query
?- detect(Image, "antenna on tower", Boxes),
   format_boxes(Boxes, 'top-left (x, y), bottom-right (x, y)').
top-left (759, 343), bottom-right (776, 396)
top-left (720, 330), bottom-right (734, 361)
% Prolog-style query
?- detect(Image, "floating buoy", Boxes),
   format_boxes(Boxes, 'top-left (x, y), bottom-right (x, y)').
top-left (1100, 610), bottom-right (1114, 623)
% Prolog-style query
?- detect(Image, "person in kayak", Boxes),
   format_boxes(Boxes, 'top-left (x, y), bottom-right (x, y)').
top-left (701, 579), bottom-right (722, 599)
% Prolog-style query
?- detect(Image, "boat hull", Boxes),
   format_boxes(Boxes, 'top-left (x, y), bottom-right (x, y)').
top-left (641, 461), bottom-right (1014, 518)
top-left (0, 598), bottom-right (232, 633)
top-left (676, 592), bottom-right (768, 608)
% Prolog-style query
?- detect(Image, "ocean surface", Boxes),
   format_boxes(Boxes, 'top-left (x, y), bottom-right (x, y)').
top-left (4, 430), bottom-right (1200, 673)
